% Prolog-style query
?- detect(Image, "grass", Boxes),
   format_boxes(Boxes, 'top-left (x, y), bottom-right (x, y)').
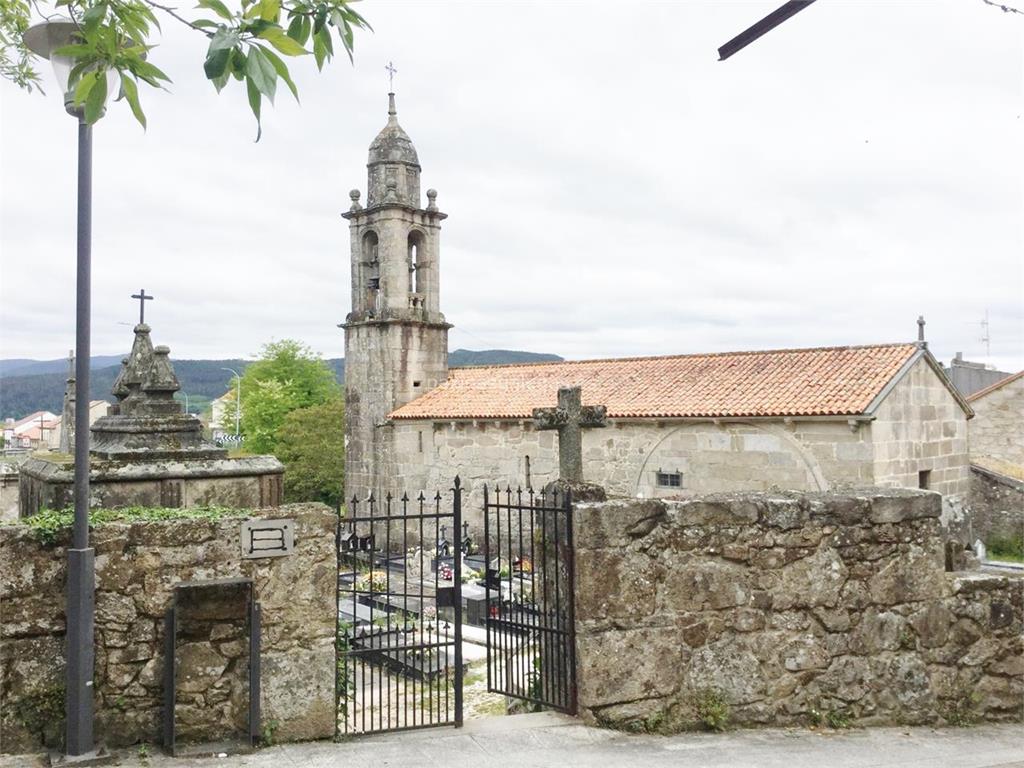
top-left (986, 533), bottom-right (1024, 563)
top-left (5, 505), bottom-right (251, 545)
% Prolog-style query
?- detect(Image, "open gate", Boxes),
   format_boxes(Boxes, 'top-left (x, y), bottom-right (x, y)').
top-left (337, 481), bottom-right (464, 735)
top-left (483, 485), bottom-right (577, 714)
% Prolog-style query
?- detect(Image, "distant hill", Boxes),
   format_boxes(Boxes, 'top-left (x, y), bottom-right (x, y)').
top-left (0, 354), bottom-right (125, 378)
top-left (0, 349), bottom-right (562, 420)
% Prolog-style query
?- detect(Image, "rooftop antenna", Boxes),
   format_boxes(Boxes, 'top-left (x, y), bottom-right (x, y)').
top-left (979, 309), bottom-right (991, 358)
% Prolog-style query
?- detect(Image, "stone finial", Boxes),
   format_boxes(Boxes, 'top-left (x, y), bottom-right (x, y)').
top-left (111, 357), bottom-right (130, 401)
top-left (917, 315), bottom-right (927, 347)
top-left (349, 189), bottom-right (362, 212)
top-left (426, 188), bottom-right (438, 211)
top-left (144, 345), bottom-right (180, 394)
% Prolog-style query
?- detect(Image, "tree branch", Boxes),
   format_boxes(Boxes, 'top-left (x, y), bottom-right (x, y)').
top-left (140, 0), bottom-right (213, 34)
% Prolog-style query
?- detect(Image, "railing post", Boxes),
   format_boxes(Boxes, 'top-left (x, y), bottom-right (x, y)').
top-left (564, 488), bottom-right (578, 715)
top-left (453, 476), bottom-right (464, 727)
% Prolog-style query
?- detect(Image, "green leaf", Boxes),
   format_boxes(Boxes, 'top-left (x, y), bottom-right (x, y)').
top-left (52, 44), bottom-right (93, 58)
top-left (192, 19), bottom-right (220, 28)
top-left (84, 70), bottom-right (108, 124)
top-left (258, 27), bottom-right (307, 56)
top-left (286, 14), bottom-right (309, 44)
top-left (259, 46), bottom-right (299, 102)
top-left (73, 71), bottom-right (98, 106)
top-left (196, 0), bottom-right (233, 21)
top-left (119, 74), bottom-right (146, 129)
top-left (246, 76), bottom-right (263, 142)
top-left (312, 32), bottom-right (327, 71)
top-left (209, 27), bottom-right (241, 51)
top-left (204, 46), bottom-right (231, 80)
top-left (258, 0), bottom-right (280, 22)
top-left (245, 46), bottom-right (277, 102)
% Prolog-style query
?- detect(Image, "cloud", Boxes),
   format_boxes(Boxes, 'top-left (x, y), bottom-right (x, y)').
top-left (1, 1), bottom-right (1021, 376)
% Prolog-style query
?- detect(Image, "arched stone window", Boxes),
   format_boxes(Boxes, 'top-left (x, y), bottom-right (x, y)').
top-left (362, 230), bottom-right (380, 312)
top-left (408, 230), bottom-right (426, 297)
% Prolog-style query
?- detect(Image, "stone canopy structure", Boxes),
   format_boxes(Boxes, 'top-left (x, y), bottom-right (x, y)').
top-left (19, 324), bottom-right (283, 515)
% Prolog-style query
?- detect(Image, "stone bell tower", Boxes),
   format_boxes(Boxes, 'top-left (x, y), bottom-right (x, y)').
top-left (342, 92), bottom-right (451, 502)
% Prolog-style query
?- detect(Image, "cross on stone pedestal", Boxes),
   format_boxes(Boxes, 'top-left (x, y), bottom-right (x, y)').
top-left (131, 289), bottom-right (153, 324)
top-left (385, 61), bottom-right (397, 91)
top-left (532, 386), bottom-right (607, 483)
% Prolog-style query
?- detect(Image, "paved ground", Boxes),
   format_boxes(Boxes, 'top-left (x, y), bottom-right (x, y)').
top-left (4, 713), bottom-right (1023, 768)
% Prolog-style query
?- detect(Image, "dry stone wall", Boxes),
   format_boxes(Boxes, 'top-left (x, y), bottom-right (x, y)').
top-left (0, 503), bottom-right (336, 753)
top-left (574, 489), bottom-right (1022, 731)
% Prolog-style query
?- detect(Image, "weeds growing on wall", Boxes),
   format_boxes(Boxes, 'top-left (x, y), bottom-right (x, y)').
top-left (7, 505), bottom-right (251, 546)
top-left (694, 689), bottom-right (731, 731)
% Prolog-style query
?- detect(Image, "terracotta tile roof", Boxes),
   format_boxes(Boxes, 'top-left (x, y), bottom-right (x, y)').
top-left (966, 370), bottom-right (1024, 403)
top-left (389, 343), bottom-right (921, 421)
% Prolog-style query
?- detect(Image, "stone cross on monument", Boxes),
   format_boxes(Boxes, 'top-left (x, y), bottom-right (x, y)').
top-left (59, 349), bottom-right (76, 454)
top-left (532, 386), bottom-right (607, 483)
top-left (131, 289), bottom-right (153, 324)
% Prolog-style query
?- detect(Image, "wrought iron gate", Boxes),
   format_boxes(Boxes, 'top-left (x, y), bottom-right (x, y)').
top-left (337, 480), bottom-right (464, 735)
top-left (483, 485), bottom-right (577, 714)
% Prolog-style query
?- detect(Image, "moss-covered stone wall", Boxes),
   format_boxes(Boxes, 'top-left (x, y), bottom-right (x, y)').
top-left (574, 489), bottom-right (1022, 731)
top-left (0, 503), bottom-right (335, 753)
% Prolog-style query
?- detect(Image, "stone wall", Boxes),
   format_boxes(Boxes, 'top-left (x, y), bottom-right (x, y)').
top-left (574, 489), bottom-right (1022, 731)
top-left (968, 373), bottom-right (1024, 472)
top-left (870, 358), bottom-right (970, 497)
top-left (969, 465), bottom-right (1024, 545)
top-left (0, 503), bottom-right (336, 753)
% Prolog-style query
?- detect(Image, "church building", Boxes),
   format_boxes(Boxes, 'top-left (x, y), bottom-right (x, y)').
top-left (343, 95), bottom-right (974, 518)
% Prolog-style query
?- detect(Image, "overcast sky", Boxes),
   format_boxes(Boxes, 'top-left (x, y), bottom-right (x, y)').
top-left (1, 1), bottom-right (1021, 373)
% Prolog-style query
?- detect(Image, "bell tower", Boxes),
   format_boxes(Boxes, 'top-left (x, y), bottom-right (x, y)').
top-left (342, 92), bottom-right (451, 502)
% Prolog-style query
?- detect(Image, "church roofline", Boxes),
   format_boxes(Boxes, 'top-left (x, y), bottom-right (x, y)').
top-left (388, 342), bottom-right (928, 422)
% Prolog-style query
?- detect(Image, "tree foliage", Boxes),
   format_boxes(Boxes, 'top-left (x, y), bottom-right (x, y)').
top-left (3, 0), bottom-right (369, 136)
top-left (274, 396), bottom-right (343, 507)
top-left (237, 338), bottom-right (338, 454)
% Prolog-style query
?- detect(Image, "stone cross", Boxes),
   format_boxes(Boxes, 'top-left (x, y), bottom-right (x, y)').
top-left (385, 61), bottom-right (397, 91)
top-left (131, 289), bottom-right (154, 324)
top-left (532, 386), bottom-right (607, 483)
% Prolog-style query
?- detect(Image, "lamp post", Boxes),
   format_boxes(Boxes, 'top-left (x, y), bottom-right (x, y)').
top-left (221, 367), bottom-right (242, 436)
top-left (23, 19), bottom-right (116, 759)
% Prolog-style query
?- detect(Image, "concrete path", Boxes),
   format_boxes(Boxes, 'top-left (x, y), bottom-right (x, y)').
top-left (4, 713), bottom-right (1023, 768)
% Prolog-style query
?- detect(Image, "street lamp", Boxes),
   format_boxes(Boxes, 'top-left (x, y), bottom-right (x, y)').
top-left (221, 367), bottom-right (242, 437)
top-left (23, 18), bottom-right (115, 759)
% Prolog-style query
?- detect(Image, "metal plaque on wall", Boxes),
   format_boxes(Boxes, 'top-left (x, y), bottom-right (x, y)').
top-left (241, 519), bottom-right (295, 559)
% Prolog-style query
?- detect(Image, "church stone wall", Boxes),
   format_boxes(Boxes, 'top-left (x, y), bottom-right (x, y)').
top-left (389, 418), bottom-right (876, 533)
top-left (870, 359), bottom-right (970, 497)
top-left (968, 374), bottom-right (1024, 473)
top-left (574, 489), bottom-right (1022, 731)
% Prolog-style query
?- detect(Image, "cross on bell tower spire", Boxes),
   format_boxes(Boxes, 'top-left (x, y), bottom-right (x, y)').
top-left (385, 61), bottom-right (397, 93)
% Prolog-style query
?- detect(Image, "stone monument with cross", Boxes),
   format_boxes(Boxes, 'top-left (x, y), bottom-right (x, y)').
top-left (58, 349), bottom-right (76, 454)
top-left (19, 294), bottom-right (284, 516)
top-left (532, 386), bottom-right (607, 483)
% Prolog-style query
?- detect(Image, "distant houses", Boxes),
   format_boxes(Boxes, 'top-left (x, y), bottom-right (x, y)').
top-left (2, 401), bottom-right (109, 451)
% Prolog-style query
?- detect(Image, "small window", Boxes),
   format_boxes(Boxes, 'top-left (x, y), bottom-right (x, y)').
top-left (918, 470), bottom-right (931, 490)
top-left (413, 380), bottom-right (421, 388)
top-left (656, 471), bottom-right (682, 488)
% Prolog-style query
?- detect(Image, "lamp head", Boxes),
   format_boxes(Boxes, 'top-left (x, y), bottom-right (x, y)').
top-left (23, 19), bottom-right (116, 116)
